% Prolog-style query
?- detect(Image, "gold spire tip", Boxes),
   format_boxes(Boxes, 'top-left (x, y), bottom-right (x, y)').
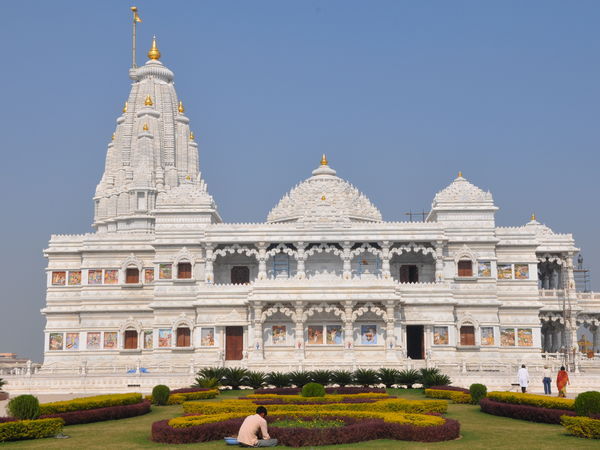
top-left (111, 133), bottom-right (115, 141)
top-left (130, 6), bottom-right (137, 12)
top-left (144, 94), bottom-right (153, 106)
top-left (148, 36), bottom-right (161, 60)
top-left (178, 100), bottom-right (185, 113)
top-left (189, 131), bottom-right (195, 140)
top-left (320, 154), bottom-right (328, 166)
top-left (143, 123), bottom-right (149, 131)
top-left (122, 101), bottom-right (128, 113)
top-left (458, 171), bottom-right (463, 178)
top-left (531, 213), bottom-right (536, 221)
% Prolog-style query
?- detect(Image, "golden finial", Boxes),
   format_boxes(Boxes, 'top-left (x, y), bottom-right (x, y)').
top-left (148, 36), bottom-right (161, 60)
top-left (122, 101), bottom-right (128, 113)
top-left (189, 131), bottom-right (195, 140)
top-left (320, 154), bottom-right (328, 166)
top-left (321, 195), bottom-right (326, 201)
top-left (178, 100), bottom-right (185, 113)
top-left (111, 133), bottom-right (115, 141)
top-left (458, 171), bottom-right (463, 178)
top-left (144, 94), bottom-right (153, 106)
top-left (531, 213), bottom-right (536, 221)
top-left (143, 123), bottom-right (149, 131)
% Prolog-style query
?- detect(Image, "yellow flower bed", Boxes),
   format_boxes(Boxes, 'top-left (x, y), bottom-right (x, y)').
top-left (145, 389), bottom-right (219, 405)
top-left (424, 389), bottom-right (472, 404)
top-left (169, 409), bottom-right (445, 429)
top-left (0, 418), bottom-right (64, 442)
top-left (182, 398), bottom-right (447, 415)
top-left (39, 393), bottom-right (143, 415)
top-left (487, 392), bottom-right (574, 410)
top-left (243, 392), bottom-right (390, 403)
top-left (561, 415), bottom-right (600, 439)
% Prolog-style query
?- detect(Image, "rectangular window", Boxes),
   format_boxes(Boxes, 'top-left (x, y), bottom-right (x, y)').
top-left (326, 325), bottom-right (343, 344)
top-left (273, 253), bottom-right (290, 278)
top-left (307, 325), bottom-right (324, 345)
top-left (126, 268), bottom-right (139, 284)
top-left (49, 333), bottom-right (63, 350)
top-left (104, 269), bottom-right (119, 284)
top-left (87, 332), bottom-right (101, 349)
top-left (159, 264), bottom-right (172, 279)
top-left (124, 330), bottom-right (138, 349)
top-left (457, 261), bottom-right (473, 277)
top-left (518, 328), bottom-right (533, 346)
top-left (515, 264), bottom-right (529, 280)
top-left (361, 325), bottom-right (378, 345)
top-left (68, 271), bottom-right (81, 285)
top-left (176, 328), bottom-right (191, 347)
top-left (144, 269), bottom-right (154, 284)
top-left (201, 328), bottom-right (215, 346)
top-left (478, 262), bottom-right (492, 278)
top-left (497, 264), bottom-right (513, 280)
top-left (271, 325), bottom-right (287, 345)
top-left (178, 263), bottom-right (192, 279)
top-left (52, 271), bottom-right (66, 286)
top-left (136, 192), bottom-right (147, 210)
top-left (460, 326), bottom-right (476, 346)
top-left (501, 328), bottom-right (516, 346)
top-left (88, 270), bottom-right (103, 285)
top-left (481, 327), bottom-right (495, 346)
top-left (433, 326), bottom-right (449, 345)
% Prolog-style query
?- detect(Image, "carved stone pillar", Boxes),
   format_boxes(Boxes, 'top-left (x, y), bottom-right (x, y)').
top-left (424, 325), bottom-right (433, 359)
top-left (296, 242), bottom-right (306, 280)
top-left (435, 241), bottom-right (444, 282)
top-left (294, 302), bottom-right (305, 361)
top-left (593, 324), bottom-right (600, 353)
top-left (565, 254), bottom-right (576, 293)
top-left (385, 301), bottom-right (397, 360)
top-left (342, 242), bottom-right (352, 279)
top-left (343, 301), bottom-right (355, 360)
top-left (257, 242), bottom-right (267, 280)
top-left (252, 302), bottom-right (264, 360)
top-left (380, 241), bottom-right (391, 279)
top-left (204, 244), bottom-right (214, 284)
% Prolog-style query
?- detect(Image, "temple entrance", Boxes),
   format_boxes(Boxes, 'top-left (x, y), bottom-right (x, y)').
top-left (406, 325), bottom-right (424, 359)
top-left (225, 326), bottom-right (243, 360)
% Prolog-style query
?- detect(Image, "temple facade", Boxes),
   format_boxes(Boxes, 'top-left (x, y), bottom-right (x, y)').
top-left (40, 39), bottom-right (600, 375)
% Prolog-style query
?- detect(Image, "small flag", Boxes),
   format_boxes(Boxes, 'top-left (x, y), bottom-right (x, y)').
top-left (134, 11), bottom-right (142, 23)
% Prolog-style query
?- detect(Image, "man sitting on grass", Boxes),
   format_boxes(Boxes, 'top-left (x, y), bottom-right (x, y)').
top-left (237, 406), bottom-right (278, 447)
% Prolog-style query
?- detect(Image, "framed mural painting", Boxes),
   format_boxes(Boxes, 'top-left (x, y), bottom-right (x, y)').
top-left (159, 264), bottom-right (172, 279)
top-left (326, 325), bottom-right (343, 345)
top-left (271, 325), bottom-right (287, 345)
top-left (88, 270), bottom-right (103, 285)
top-left (518, 328), bottom-right (533, 346)
top-left (143, 330), bottom-right (153, 349)
top-left (49, 333), bottom-right (63, 350)
top-left (104, 270), bottom-right (119, 284)
top-left (158, 329), bottom-right (172, 347)
top-left (481, 327), bottom-right (495, 346)
top-left (501, 328), bottom-right (515, 346)
top-left (66, 333), bottom-right (79, 350)
top-left (478, 262), bottom-right (492, 278)
top-left (87, 332), bottom-right (101, 349)
top-left (103, 332), bottom-right (117, 349)
top-left (514, 265), bottom-right (529, 280)
top-left (361, 325), bottom-right (378, 345)
top-left (52, 271), bottom-right (66, 286)
top-left (68, 271), bottom-right (82, 285)
top-left (201, 328), bottom-right (215, 346)
top-left (144, 269), bottom-right (154, 284)
top-left (307, 326), bottom-right (323, 345)
top-left (497, 265), bottom-right (513, 280)
top-left (433, 326), bottom-right (449, 345)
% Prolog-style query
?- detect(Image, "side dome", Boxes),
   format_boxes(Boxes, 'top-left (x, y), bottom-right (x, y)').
top-left (267, 156), bottom-right (382, 224)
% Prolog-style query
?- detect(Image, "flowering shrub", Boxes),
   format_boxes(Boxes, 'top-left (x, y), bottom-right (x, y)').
top-left (170, 387), bottom-right (212, 394)
top-left (480, 398), bottom-right (575, 424)
top-left (428, 386), bottom-right (470, 394)
top-left (145, 389), bottom-right (219, 405)
top-left (486, 392), bottom-right (574, 411)
top-left (243, 393), bottom-right (389, 403)
top-left (39, 393), bottom-right (143, 415)
top-left (0, 418), bottom-right (63, 442)
top-left (254, 386), bottom-right (386, 395)
top-left (41, 400), bottom-right (151, 426)
top-left (561, 415), bottom-right (600, 439)
top-left (425, 389), bottom-right (471, 404)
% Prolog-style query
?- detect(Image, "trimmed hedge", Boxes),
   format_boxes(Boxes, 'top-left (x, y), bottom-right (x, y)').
top-left (7, 395), bottom-right (40, 420)
top-left (486, 391), bottom-right (574, 411)
top-left (302, 382), bottom-right (325, 398)
top-left (39, 393), bottom-right (143, 415)
top-left (152, 385), bottom-right (170, 406)
top-left (0, 418), bottom-right (63, 442)
top-left (480, 398), bottom-right (575, 424)
top-left (146, 389), bottom-right (219, 405)
top-left (561, 415), bottom-right (600, 439)
top-left (424, 389), bottom-right (471, 404)
top-left (152, 413), bottom-right (459, 445)
top-left (40, 400), bottom-right (151, 426)
top-left (170, 387), bottom-right (212, 394)
top-left (254, 387), bottom-right (386, 395)
top-left (574, 391), bottom-right (600, 417)
top-left (429, 385), bottom-right (470, 394)
top-left (469, 384), bottom-right (487, 405)
top-left (243, 393), bottom-right (390, 403)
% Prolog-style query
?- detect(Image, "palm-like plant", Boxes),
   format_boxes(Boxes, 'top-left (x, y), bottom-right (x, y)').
top-left (222, 367), bottom-right (249, 390)
top-left (397, 369), bottom-right (420, 388)
top-left (289, 371), bottom-right (311, 388)
top-left (378, 368), bottom-right (400, 388)
top-left (310, 370), bottom-right (332, 386)
top-left (246, 371), bottom-right (267, 389)
top-left (0, 378), bottom-right (6, 390)
top-left (196, 367), bottom-right (227, 382)
top-left (353, 368), bottom-right (379, 387)
top-left (420, 369), bottom-right (451, 388)
top-left (192, 376), bottom-right (220, 389)
top-left (266, 371), bottom-right (292, 388)
top-left (330, 370), bottom-right (353, 387)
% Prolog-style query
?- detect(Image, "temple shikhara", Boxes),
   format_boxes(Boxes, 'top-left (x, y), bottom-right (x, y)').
top-left (25, 35), bottom-right (599, 391)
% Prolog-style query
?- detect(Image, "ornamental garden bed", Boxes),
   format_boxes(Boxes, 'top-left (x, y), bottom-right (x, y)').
top-left (425, 388), bottom-right (471, 404)
top-left (253, 386), bottom-right (387, 395)
top-left (0, 418), bottom-right (64, 443)
top-left (479, 392), bottom-right (576, 424)
top-left (145, 388), bottom-right (219, 405)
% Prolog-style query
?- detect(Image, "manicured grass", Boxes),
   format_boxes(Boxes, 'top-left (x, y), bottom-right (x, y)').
top-left (2, 389), bottom-right (597, 449)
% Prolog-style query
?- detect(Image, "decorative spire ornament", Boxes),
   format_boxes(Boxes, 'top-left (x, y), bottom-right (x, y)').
top-left (189, 131), bottom-right (195, 140)
top-left (130, 6), bottom-right (142, 68)
top-left (144, 94), bottom-right (153, 106)
top-left (178, 100), bottom-right (185, 113)
top-left (320, 154), bottom-right (328, 166)
top-left (458, 171), bottom-right (463, 178)
top-left (122, 101), bottom-right (128, 113)
top-left (148, 36), bottom-right (161, 60)
top-left (111, 133), bottom-right (115, 141)
top-left (531, 213), bottom-right (536, 221)
top-left (143, 123), bottom-right (149, 131)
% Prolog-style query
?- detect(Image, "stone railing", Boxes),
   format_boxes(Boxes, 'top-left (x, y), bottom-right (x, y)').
top-left (577, 292), bottom-right (600, 301)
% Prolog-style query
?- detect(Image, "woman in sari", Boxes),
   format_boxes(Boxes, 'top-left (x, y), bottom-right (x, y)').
top-left (556, 366), bottom-right (569, 398)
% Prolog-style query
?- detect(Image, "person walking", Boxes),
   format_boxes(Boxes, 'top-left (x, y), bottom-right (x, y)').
top-left (237, 406), bottom-right (278, 447)
top-left (557, 366), bottom-right (570, 398)
top-left (517, 364), bottom-right (529, 393)
top-left (542, 365), bottom-right (552, 395)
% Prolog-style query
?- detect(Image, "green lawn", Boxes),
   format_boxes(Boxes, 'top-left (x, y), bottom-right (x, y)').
top-left (2, 389), bottom-right (597, 449)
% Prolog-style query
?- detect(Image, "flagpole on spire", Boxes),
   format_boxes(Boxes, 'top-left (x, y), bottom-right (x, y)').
top-left (130, 6), bottom-right (142, 68)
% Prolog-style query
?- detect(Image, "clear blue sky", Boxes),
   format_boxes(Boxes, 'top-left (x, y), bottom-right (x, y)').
top-left (0, 1), bottom-right (598, 361)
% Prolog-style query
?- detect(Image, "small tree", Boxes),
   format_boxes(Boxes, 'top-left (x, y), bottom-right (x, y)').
top-left (246, 371), bottom-right (267, 390)
top-left (193, 376), bottom-right (220, 389)
top-left (302, 382), bottom-right (326, 397)
top-left (196, 367), bottom-right (227, 383)
top-left (331, 370), bottom-right (353, 387)
top-left (289, 371), bottom-right (311, 388)
top-left (378, 368), bottom-right (400, 388)
top-left (152, 385), bottom-right (171, 405)
top-left (266, 372), bottom-right (292, 388)
top-left (7, 395), bottom-right (40, 420)
top-left (0, 378), bottom-right (6, 390)
top-left (222, 367), bottom-right (249, 390)
top-left (310, 370), bottom-right (332, 386)
top-left (469, 383), bottom-right (487, 405)
top-left (397, 369), bottom-right (420, 389)
top-left (353, 368), bottom-right (379, 387)
top-left (574, 391), bottom-right (600, 417)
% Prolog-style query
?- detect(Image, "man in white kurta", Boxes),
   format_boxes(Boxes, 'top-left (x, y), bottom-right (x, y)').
top-left (517, 364), bottom-right (530, 393)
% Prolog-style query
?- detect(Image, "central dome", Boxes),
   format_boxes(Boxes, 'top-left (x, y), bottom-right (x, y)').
top-left (267, 156), bottom-right (382, 224)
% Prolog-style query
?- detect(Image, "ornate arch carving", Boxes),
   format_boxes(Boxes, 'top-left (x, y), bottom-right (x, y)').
top-left (261, 303), bottom-right (297, 323)
top-left (351, 302), bottom-right (388, 322)
top-left (302, 302), bottom-right (347, 322)
top-left (266, 244), bottom-right (298, 259)
top-left (119, 316), bottom-right (143, 334)
top-left (349, 243), bottom-right (383, 258)
top-left (537, 253), bottom-right (565, 265)
top-left (213, 244), bottom-right (259, 261)
top-left (453, 244), bottom-right (477, 265)
top-left (389, 242), bottom-right (436, 259)
top-left (121, 253), bottom-right (143, 272)
top-left (171, 313), bottom-right (194, 330)
top-left (304, 243), bottom-right (344, 259)
top-left (173, 247), bottom-right (196, 266)
top-left (457, 314), bottom-right (479, 328)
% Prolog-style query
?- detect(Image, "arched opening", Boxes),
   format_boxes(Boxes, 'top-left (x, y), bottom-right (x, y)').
top-left (457, 260), bottom-right (473, 277)
top-left (231, 266), bottom-right (250, 284)
top-left (460, 325), bottom-right (475, 346)
top-left (400, 265), bottom-right (418, 283)
top-left (124, 329), bottom-right (138, 349)
top-left (126, 268), bottom-right (139, 284)
top-left (178, 262), bottom-right (192, 279)
top-left (176, 327), bottom-right (191, 347)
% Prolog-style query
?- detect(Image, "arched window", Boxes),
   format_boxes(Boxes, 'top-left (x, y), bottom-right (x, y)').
top-left (460, 325), bottom-right (475, 346)
top-left (176, 327), bottom-right (191, 347)
top-left (457, 260), bottom-right (473, 277)
top-left (231, 266), bottom-right (250, 284)
top-left (124, 329), bottom-right (138, 349)
top-left (178, 262), bottom-right (192, 279)
top-left (126, 268), bottom-right (139, 284)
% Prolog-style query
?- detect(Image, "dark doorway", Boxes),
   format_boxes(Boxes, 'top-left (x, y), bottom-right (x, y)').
top-left (460, 326), bottom-right (475, 346)
top-left (406, 325), bottom-right (424, 359)
top-left (124, 330), bottom-right (138, 349)
top-left (225, 326), bottom-right (243, 360)
top-left (400, 265), bottom-right (419, 283)
top-left (231, 266), bottom-right (250, 284)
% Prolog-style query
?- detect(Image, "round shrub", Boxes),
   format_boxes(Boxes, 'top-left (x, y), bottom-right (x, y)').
top-left (301, 382), bottom-right (325, 397)
top-left (7, 394), bottom-right (40, 419)
top-left (469, 383), bottom-right (487, 405)
top-left (152, 384), bottom-right (171, 406)
top-left (574, 391), bottom-right (600, 417)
